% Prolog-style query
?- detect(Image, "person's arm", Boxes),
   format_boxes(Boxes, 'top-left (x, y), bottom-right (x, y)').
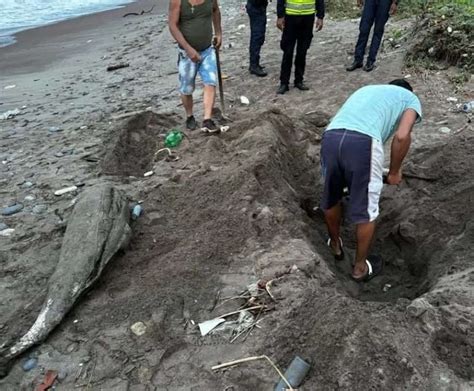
top-left (387, 109), bottom-right (418, 185)
top-left (168, 0), bottom-right (201, 62)
top-left (212, 0), bottom-right (222, 48)
top-left (276, 0), bottom-right (285, 31)
top-left (315, 0), bottom-right (325, 30)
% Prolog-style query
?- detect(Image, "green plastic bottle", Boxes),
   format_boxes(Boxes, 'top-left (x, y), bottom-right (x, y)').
top-left (164, 129), bottom-right (183, 148)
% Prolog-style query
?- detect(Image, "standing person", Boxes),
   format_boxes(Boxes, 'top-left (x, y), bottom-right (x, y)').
top-left (320, 80), bottom-right (422, 281)
top-left (168, 0), bottom-right (222, 132)
top-left (246, 0), bottom-right (268, 77)
top-left (346, 0), bottom-right (397, 72)
top-left (276, 0), bottom-right (325, 95)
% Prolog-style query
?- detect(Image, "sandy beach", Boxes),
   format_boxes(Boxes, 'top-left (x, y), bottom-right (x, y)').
top-left (1, 1), bottom-right (473, 389)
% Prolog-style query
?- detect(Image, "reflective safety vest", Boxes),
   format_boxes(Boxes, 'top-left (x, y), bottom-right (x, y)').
top-left (285, 0), bottom-right (316, 15)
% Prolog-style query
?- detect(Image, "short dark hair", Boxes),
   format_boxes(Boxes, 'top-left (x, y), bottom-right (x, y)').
top-left (389, 79), bottom-right (413, 92)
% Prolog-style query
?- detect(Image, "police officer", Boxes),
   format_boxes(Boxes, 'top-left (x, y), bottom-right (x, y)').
top-left (276, 0), bottom-right (325, 94)
top-left (246, 0), bottom-right (269, 77)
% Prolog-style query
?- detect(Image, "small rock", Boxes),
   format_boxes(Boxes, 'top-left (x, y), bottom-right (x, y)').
top-left (439, 127), bottom-right (451, 134)
top-left (48, 126), bottom-right (64, 133)
top-left (2, 203), bottom-right (24, 216)
top-left (66, 343), bottom-right (78, 353)
top-left (447, 26), bottom-right (453, 33)
top-left (22, 357), bottom-right (38, 372)
top-left (237, 24), bottom-right (246, 30)
top-left (32, 205), bottom-right (47, 215)
top-left (131, 322), bottom-right (147, 336)
top-left (446, 97), bottom-right (458, 103)
top-left (24, 195), bottom-right (35, 202)
top-left (21, 181), bottom-right (34, 189)
top-left (240, 96), bottom-right (250, 105)
top-left (383, 283), bottom-right (392, 292)
top-left (407, 297), bottom-right (432, 318)
top-left (0, 228), bottom-right (15, 237)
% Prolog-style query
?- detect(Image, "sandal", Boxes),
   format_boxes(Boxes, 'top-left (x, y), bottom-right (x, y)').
top-left (352, 255), bottom-right (383, 282)
top-left (326, 237), bottom-right (344, 261)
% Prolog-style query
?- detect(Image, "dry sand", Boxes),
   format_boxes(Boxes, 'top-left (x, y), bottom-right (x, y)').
top-left (0, 1), bottom-right (473, 390)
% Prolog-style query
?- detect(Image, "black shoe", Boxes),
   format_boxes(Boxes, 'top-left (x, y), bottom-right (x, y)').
top-left (249, 66), bottom-right (267, 77)
top-left (346, 61), bottom-right (363, 72)
top-left (295, 82), bottom-right (309, 91)
top-left (363, 61), bottom-right (375, 72)
top-left (186, 115), bottom-right (197, 131)
top-left (277, 84), bottom-right (289, 95)
top-left (201, 118), bottom-right (219, 133)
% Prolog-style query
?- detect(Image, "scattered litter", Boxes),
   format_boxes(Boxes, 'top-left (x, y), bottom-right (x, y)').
top-left (4, 85), bottom-right (16, 90)
top-left (36, 369), bottom-right (58, 391)
top-left (220, 125), bottom-right (230, 133)
top-left (461, 101), bottom-right (473, 113)
top-left (439, 127), bottom-right (451, 134)
top-left (0, 228), bottom-right (15, 237)
top-left (237, 24), bottom-right (246, 30)
top-left (2, 203), bottom-right (24, 216)
top-left (22, 357), bottom-right (38, 372)
top-left (144, 171), bottom-right (154, 177)
top-left (447, 26), bottom-right (453, 33)
top-left (240, 96), bottom-right (250, 105)
top-left (130, 321), bottom-right (147, 336)
top-left (212, 355), bottom-right (293, 391)
top-left (107, 63), bottom-right (130, 72)
top-left (48, 126), bottom-right (63, 133)
top-left (198, 318), bottom-right (225, 336)
top-left (446, 97), bottom-right (458, 103)
top-left (383, 283), bottom-right (392, 292)
top-left (275, 356), bottom-right (311, 391)
top-left (404, 74), bottom-right (411, 78)
top-left (155, 147), bottom-right (179, 162)
top-left (131, 204), bottom-right (143, 220)
top-left (164, 129), bottom-right (183, 148)
top-left (1, 108), bottom-right (20, 120)
top-left (54, 186), bottom-right (78, 196)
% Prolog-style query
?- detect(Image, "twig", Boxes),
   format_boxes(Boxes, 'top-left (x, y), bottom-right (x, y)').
top-left (218, 305), bottom-right (265, 319)
top-left (453, 124), bottom-right (470, 135)
top-left (265, 280), bottom-right (277, 302)
top-left (211, 355), bottom-right (294, 391)
top-left (106, 63), bottom-right (129, 72)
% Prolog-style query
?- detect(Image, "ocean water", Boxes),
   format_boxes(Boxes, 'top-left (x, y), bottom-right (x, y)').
top-left (0, 0), bottom-right (134, 47)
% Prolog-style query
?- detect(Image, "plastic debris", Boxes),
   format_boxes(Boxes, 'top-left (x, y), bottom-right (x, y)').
top-left (22, 357), bottom-right (38, 372)
top-left (439, 127), bottom-right (451, 134)
top-left (237, 24), bottom-right (246, 30)
top-left (446, 97), bottom-right (458, 103)
top-left (1, 203), bottom-right (24, 216)
top-left (143, 171), bottom-right (154, 177)
top-left (0, 228), bottom-right (15, 237)
top-left (447, 26), bottom-right (453, 33)
top-left (240, 96), bottom-right (250, 105)
top-left (36, 370), bottom-right (58, 391)
top-left (4, 84), bottom-right (16, 90)
top-left (198, 318), bottom-right (225, 336)
top-left (54, 186), bottom-right (78, 196)
top-left (1, 108), bottom-right (20, 120)
top-left (274, 356), bottom-right (311, 391)
top-left (383, 283), bottom-right (392, 292)
top-left (461, 101), bottom-right (474, 113)
top-left (131, 321), bottom-right (147, 336)
top-left (131, 204), bottom-right (143, 220)
top-left (164, 130), bottom-right (183, 148)
top-left (48, 126), bottom-right (63, 133)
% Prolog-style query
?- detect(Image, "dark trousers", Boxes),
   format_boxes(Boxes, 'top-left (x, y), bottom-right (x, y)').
top-left (279, 14), bottom-right (315, 85)
top-left (246, 2), bottom-right (267, 68)
top-left (354, 0), bottom-right (391, 64)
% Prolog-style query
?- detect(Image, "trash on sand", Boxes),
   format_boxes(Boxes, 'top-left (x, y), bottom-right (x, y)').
top-left (48, 126), bottom-right (63, 133)
top-left (446, 97), bottom-right (458, 103)
top-left (2, 203), bottom-right (24, 216)
top-left (36, 369), bottom-right (58, 391)
top-left (237, 24), bottom-right (246, 30)
top-left (198, 318), bottom-right (225, 336)
top-left (212, 355), bottom-right (294, 391)
top-left (164, 130), bottom-right (183, 148)
top-left (1, 108), bottom-right (20, 120)
top-left (144, 171), bottom-right (154, 177)
top-left (107, 63), bottom-right (130, 72)
top-left (383, 283), bottom-right (392, 292)
top-left (4, 85), bottom-right (16, 90)
top-left (131, 204), bottom-right (143, 220)
top-left (461, 101), bottom-right (474, 113)
top-left (274, 356), bottom-right (311, 391)
top-left (439, 127), bottom-right (451, 134)
top-left (22, 357), bottom-right (38, 372)
top-left (155, 147), bottom-right (179, 162)
top-left (54, 186), bottom-right (78, 196)
top-left (220, 125), bottom-right (230, 133)
top-left (240, 96), bottom-right (250, 105)
top-left (447, 26), bottom-right (453, 33)
top-left (131, 321), bottom-right (147, 336)
top-left (0, 228), bottom-right (15, 237)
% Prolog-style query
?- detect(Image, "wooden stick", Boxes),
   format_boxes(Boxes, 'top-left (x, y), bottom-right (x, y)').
top-left (211, 355), bottom-right (294, 391)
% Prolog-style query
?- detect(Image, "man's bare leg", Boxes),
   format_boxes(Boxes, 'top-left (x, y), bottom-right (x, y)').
top-left (203, 85), bottom-right (216, 120)
top-left (181, 94), bottom-right (193, 117)
top-left (324, 202), bottom-right (342, 255)
top-left (353, 221), bottom-right (376, 278)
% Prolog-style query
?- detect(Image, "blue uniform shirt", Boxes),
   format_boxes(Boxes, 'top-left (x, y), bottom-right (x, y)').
top-left (326, 85), bottom-right (422, 143)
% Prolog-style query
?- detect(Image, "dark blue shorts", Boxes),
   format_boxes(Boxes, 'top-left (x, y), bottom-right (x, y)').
top-left (320, 129), bottom-right (384, 223)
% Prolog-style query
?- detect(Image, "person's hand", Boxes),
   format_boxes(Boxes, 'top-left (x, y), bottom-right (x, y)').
top-left (213, 34), bottom-right (222, 50)
top-left (390, 1), bottom-right (397, 15)
top-left (386, 170), bottom-right (402, 185)
top-left (276, 17), bottom-right (285, 31)
top-left (315, 18), bottom-right (324, 31)
top-left (186, 47), bottom-right (201, 63)
top-left (357, 0), bottom-right (364, 7)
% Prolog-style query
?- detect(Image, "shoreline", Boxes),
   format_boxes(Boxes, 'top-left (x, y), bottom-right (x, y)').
top-left (0, 0), bottom-right (163, 76)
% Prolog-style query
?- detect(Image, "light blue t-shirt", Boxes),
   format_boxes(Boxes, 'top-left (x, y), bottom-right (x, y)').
top-left (326, 85), bottom-right (422, 143)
